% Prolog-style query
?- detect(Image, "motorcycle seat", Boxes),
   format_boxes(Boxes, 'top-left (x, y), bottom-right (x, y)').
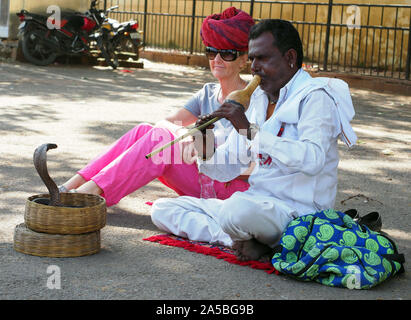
top-left (26, 12), bottom-right (49, 23)
top-left (62, 15), bottom-right (85, 32)
top-left (120, 20), bottom-right (137, 28)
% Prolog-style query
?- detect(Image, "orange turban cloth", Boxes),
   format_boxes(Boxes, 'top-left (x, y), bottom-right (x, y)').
top-left (200, 7), bottom-right (255, 51)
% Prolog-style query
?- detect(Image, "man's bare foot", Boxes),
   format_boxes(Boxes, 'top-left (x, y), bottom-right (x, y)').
top-left (232, 239), bottom-right (273, 262)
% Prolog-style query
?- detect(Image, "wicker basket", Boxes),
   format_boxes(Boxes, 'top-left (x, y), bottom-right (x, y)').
top-left (25, 193), bottom-right (106, 234)
top-left (13, 223), bottom-right (101, 258)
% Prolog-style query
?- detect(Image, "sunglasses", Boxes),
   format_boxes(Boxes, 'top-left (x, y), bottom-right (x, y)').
top-left (205, 47), bottom-right (246, 62)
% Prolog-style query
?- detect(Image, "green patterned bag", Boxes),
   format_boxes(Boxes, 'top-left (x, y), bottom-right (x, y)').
top-left (271, 209), bottom-right (405, 289)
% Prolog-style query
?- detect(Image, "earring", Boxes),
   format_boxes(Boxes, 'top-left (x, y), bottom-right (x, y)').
top-left (290, 63), bottom-right (294, 68)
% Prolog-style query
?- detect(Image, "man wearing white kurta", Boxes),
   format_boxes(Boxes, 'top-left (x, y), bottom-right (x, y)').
top-left (151, 19), bottom-right (357, 261)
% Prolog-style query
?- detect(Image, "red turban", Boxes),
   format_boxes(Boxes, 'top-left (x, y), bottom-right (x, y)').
top-left (200, 7), bottom-right (255, 51)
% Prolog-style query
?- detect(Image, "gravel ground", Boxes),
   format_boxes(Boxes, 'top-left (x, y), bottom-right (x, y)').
top-left (0, 59), bottom-right (410, 303)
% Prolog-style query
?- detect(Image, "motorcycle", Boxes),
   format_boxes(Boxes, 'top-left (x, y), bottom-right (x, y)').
top-left (101, 17), bottom-right (143, 61)
top-left (16, 0), bottom-right (120, 69)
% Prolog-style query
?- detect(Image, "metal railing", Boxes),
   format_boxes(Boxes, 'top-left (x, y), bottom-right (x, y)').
top-left (102, 0), bottom-right (411, 80)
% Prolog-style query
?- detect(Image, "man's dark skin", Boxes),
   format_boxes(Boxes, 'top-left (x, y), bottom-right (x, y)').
top-left (196, 31), bottom-right (300, 261)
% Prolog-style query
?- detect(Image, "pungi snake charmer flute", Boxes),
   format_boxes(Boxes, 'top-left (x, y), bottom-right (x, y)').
top-left (145, 74), bottom-right (261, 159)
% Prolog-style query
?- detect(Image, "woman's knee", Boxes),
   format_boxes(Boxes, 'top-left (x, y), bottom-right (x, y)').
top-left (136, 123), bottom-right (154, 130)
top-left (129, 123), bottom-right (153, 139)
top-left (148, 127), bottom-right (175, 143)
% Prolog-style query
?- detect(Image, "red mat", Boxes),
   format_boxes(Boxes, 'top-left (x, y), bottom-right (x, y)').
top-left (143, 234), bottom-right (279, 274)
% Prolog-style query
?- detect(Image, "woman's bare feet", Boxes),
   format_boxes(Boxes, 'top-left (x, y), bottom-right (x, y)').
top-left (61, 174), bottom-right (87, 191)
top-left (232, 239), bottom-right (273, 262)
top-left (76, 180), bottom-right (103, 195)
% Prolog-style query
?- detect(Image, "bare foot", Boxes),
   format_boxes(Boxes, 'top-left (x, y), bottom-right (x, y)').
top-left (62, 174), bottom-right (87, 191)
top-left (257, 253), bottom-right (273, 263)
top-left (233, 239), bottom-right (272, 262)
top-left (76, 180), bottom-right (103, 195)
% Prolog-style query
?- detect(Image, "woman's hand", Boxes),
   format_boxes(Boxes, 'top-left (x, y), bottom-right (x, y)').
top-left (190, 122), bottom-right (216, 161)
top-left (181, 140), bottom-right (198, 164)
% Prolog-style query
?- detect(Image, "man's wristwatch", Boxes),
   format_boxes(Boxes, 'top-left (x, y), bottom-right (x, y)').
top-left (247, 123), bottom-right (259, 140)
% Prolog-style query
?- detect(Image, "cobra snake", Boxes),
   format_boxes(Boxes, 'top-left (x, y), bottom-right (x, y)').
top-left (33, 143), bottom-right (61, 206)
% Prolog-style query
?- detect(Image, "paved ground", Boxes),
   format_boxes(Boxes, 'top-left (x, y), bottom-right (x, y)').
top-left (0, 59), bottom-right (410, 302)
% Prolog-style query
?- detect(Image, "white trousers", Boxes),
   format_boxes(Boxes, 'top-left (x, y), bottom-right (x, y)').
top-left (151, 191), bottom-right (294, 248)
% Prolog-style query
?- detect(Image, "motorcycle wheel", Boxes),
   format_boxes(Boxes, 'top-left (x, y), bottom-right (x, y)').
top-left (119, 37), bottom-right (141, 60)
top-left (97, 37), bottom-right (119, 70)
top-left (21, 27), bottom-right (57, 66)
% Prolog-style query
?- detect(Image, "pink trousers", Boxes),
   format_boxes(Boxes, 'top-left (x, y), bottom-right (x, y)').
top-left (78, 123), bottom-right (249, 207)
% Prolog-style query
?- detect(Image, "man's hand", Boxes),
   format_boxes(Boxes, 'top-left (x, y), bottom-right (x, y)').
top-left (213, 101), bottom-right (250, 134)
top-left (195, 101), bottom-right (250, 135)
top-left (192, 100), bottom-right (251, 160)
top-left (210, 101), bottom-right (250, 135)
